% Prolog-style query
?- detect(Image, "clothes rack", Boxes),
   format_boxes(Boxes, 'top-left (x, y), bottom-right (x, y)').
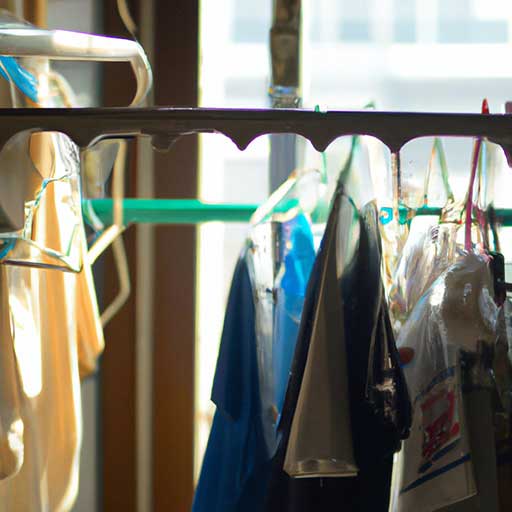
top-left (2, 107), bottom-right (512, 152)
top-left (3, 106), bottom-right (512, 225)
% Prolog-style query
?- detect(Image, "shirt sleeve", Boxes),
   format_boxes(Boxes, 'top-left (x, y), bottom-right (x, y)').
top-left (211, 251), bottom-right (257, 421)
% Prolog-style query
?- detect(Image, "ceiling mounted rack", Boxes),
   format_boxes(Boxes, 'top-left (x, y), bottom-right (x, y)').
top-left (2, 106), bottom-right (512, 226)
top-left (1, 107), bottom-right (512, 157)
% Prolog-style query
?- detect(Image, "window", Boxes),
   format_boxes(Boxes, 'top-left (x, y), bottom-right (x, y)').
top-left (196, 0), bottom-right (512, 480)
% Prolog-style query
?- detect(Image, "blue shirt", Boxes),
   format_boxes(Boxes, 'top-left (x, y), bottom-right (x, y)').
top-left (273, 216), bottom-right (316, 423)
top-left (193, 215), bottom-right (315, 512)
top-left (193, 254), bottom-right (268, 512)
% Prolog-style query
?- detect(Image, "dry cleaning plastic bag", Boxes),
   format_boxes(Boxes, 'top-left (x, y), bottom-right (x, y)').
top-left (394, 253), bottom-right (500, 512)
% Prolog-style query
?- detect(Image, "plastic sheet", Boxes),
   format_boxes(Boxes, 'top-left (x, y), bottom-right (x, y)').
top-left (389, 221), bottom-right (462, 331)
top-left (247, 168), bottom-right (320, 457)
top-left (0, 131), bottom-right (82, 271)
top-left (393, 253), bottom-right (501, 512)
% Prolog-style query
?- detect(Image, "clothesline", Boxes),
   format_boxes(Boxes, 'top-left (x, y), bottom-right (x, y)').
top-left (84, 199), bottom-right (512, 226)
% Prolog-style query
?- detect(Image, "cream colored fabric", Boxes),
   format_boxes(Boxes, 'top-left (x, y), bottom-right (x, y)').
top-left (0, 264), bottom-right (81, 511)
top-left (0, 129), bottom-right (104, 510)
top-left (76, 227), bottom-right (104, 378)
top-left (0, 264), bottom-right (48, 511)
top-left (0, 266), bottom-right (24, 481)
top-left (47, 71), bottom-right (105, 377)
top-left (0, 51), bottom-right (104, 511)
top-left (0, 134), bottom-right (81, 511)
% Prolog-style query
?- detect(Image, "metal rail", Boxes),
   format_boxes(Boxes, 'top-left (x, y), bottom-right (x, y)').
top-left (0, 108), bottom-right (511, 157)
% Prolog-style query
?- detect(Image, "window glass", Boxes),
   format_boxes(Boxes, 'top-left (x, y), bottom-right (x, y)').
top-left (197, 0), bottom-right (512, 482)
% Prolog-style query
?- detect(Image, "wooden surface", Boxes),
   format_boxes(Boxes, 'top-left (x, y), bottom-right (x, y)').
top-left (100, 1), bottom-right (199, 510)
top-left (151, 0), bottom-right (199, 510)
top-left (101, 1), bottom-right (139, 511)
top-left (23, 0), bottom-right (47, 27)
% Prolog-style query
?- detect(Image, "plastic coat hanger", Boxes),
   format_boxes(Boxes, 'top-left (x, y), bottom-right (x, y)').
top-left (44, 71), bottom-right (130, 326)
top-left (87, 140), bottom-right (130, 327)
top-left (0, 56), bottom-right (37, 102)
top-left (423, 138), bottom-right (454, 208)
top-left (84, 2), bottom-right (150, 325)
top-left (0, 58), bottom-right (84, 271)
top-left (0, 9), bottom-right (150, 322)
top-left (0, 9), bottom-right (152, 106)
top-left (465, 99), bottom-right (489, 252)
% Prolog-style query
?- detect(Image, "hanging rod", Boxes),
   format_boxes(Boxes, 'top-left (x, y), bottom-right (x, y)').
top-left (85, 199), bottom-right (512, 227)
top-left (1, 107), bottom-right (512, 156)
top-left (85, 199), bottom-right (257, 224)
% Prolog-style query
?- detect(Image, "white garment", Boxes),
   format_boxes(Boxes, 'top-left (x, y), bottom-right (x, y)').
top-left (393, 254), bottom-right (499, 512)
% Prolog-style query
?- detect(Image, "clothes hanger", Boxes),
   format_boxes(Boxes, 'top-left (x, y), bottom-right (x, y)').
top-left (250, 111), bottom-right (329, 226)
top-left (84, 1), bottom-right (147, 325)
top-left (47, 68), bottom-right (130, 326)
top-left (0, 8), bottom-right (152, 106)
top-left (0, 9), bottom-right (149, 323)
top-left (87, 140), bottom-right (130, 327)
top-left (448, 99), bottom-right (512, 307)
top-left (0, 7), bottom-right (152, 243)
top-left (423, 137), bottom-right (454, 208)
top-left (45, 67), bottom-right (130, 327)
top-left (464, 98), bottom-right (489, 252)
top-left (0, 55), bottom-right (86, 270)
top-left (117, 0), bottom-right (137, 38)
top-left (0, 56), bottom-right (37, 102)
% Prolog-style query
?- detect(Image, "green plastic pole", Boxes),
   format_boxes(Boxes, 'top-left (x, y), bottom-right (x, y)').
top-left (85, 199), bottom-right (258, 224)
top-left (85, 199), bottom-right (512, 227)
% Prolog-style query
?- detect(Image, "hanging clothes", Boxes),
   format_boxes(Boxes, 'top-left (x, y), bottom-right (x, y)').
top-left (265, 179), bottom-right (411, 512)
top-left (249, 189), bottom-right (319, 457)
top-left (192, 254), bottom-right (264, 512)
top-left (0, 266), bottom-right (23, 481)
top-left (496, 299), bottom-right (512, 511)
top-left (273, 215), bottom-right (317, 423)
top-left (0, 132), bottom-right (84, 511)
top-left (193, 170), bottom-right (318, 512)
top-left (0, 59), bottom-right (104, 511)
top-left (390, 117), bottom-right (509, 511)
top-left (281, 192), bottom-right (358, 480)
top-left (0, 135), bottom-right (84, 511)
top-left (393, 253), bottom-right (501, 512)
